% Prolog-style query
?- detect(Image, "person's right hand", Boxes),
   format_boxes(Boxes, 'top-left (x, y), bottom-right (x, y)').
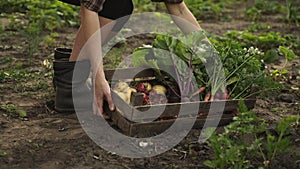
top-left (93, 69), bottom-right (115, 119)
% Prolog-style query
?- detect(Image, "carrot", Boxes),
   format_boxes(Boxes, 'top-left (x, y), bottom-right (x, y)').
top-left (191, 87), bottom-right (206, 98)
top-left (204, 92), bottom-right (211, 101)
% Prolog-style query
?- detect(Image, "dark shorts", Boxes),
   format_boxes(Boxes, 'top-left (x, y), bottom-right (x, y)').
top-left (100, 0), bottom-right (133, 32)
top-left (59, 0), bottom-right (133, 32)
top-left (151, 0), bottom-right (183, 3)
top-left (59, 0), bottom-right (133, 19)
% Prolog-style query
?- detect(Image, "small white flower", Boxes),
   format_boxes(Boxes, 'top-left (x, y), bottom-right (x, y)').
top-left (139, 141), bottom-right (149, 148)
top-left (42, 59), bottom-right (50, 68)
top-left (142, 44), bottom-right (152, 48)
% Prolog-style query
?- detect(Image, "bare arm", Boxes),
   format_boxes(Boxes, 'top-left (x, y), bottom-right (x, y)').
top-left (76, 4), bottom-right (114, 116)
top-left (165, 2), bottom-right (201, 34)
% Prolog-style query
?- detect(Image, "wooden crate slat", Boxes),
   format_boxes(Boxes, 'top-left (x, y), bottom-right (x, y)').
top-left (105, 68), bottom-right (156, 81)
top-left (128, 114), bottom-right (234, 137)
top-left (130, 99), bottom-right (256, 121)
top-left (193, 114), bottom-right (234, 129)
top-left (110, 110), bottom-right (131, 135)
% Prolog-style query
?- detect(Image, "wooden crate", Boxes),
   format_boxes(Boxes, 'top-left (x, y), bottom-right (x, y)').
top-left (104, 68), bottom-right (256, 137)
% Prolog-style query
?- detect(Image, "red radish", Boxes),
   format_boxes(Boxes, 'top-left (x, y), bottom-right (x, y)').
top-left (137, 83), bottom-right (146, 92)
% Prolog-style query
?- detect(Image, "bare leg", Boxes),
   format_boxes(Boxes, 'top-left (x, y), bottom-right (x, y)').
top-left (69, 15), bottom-right (115, 61)
top-left (165, 2), bottom-right (201, 34)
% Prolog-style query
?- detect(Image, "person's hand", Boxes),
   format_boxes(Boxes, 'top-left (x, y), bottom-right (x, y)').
top-left (93, 69), bottom-right (115, 118)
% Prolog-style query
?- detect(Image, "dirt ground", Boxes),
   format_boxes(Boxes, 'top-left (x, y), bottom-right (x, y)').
top-left (1, 3), bottom-right (300, 169)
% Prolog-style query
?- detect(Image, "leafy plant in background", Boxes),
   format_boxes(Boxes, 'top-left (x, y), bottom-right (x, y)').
top-left (0, 0), bottom-right (79, 59)
top-left (285, 0), bottom-right (299, 26)
top-left (134, 0), bottom-right (232, 20)
top-left (217, 30), bottom-right (300, 64)
top-left (259, 115), bottom-right (299, 167)
top-left (204, 101), bottom-right (299, 169)
top-left (20, 22), bottom-right (43, 60)
top-left (204, 101), bottom-right (266, 169)
top-left (246, 0), bottom-right (284, 21)
top-left (184, 0), bottom-right (230, 20)
top-left (247, 22), bottom-right (270, 32)
top-left (211, 32), bottom-right (285, 99)
top-left (0, 0), bottom-right (79, 30)
top-left (134, 0), bottom-right (162, 12)
top-left (213, 40), bottom-right (283, 98)
top-left (214, 30), bottom-right (299, 86)
top-left (0, 103), bottom-right (27, 118)
top-left (246, 6), bottom-right (262, 21)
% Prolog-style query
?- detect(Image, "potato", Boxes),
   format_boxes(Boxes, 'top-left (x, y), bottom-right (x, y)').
top-left (143, 82), bottom-right (152, 92)
top-left (114, 82), bottom-right (130, 93)
top-left (152, 85), bottom-right (167, 94)
top-left (126, 90), bottom-right (132, 104)
top-left (130, 87), bottom-right (137, 93)
top-left (114, 91), bottom-right (130, 104)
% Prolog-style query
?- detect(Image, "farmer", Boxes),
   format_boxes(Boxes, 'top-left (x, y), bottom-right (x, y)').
top-left (54, 0), bottom-right (203, 117)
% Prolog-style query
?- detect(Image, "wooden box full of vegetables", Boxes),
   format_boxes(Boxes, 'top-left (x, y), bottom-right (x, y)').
top-left (104, 67), bottom-right (256, 137)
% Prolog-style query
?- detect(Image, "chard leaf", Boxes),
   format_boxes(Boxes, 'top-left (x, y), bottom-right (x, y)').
top-left (132, 47), bottom-right (159, 70)
top-left (179, 30), bottom-right (212, 65)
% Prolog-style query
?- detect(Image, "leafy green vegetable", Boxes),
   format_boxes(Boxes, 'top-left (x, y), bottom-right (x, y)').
top-left (279, 46), bottom-right (299, 61)
top-left (133, 31), bottom-right (225, 100)
top-left (133, 29), bottom-right (283, 100)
